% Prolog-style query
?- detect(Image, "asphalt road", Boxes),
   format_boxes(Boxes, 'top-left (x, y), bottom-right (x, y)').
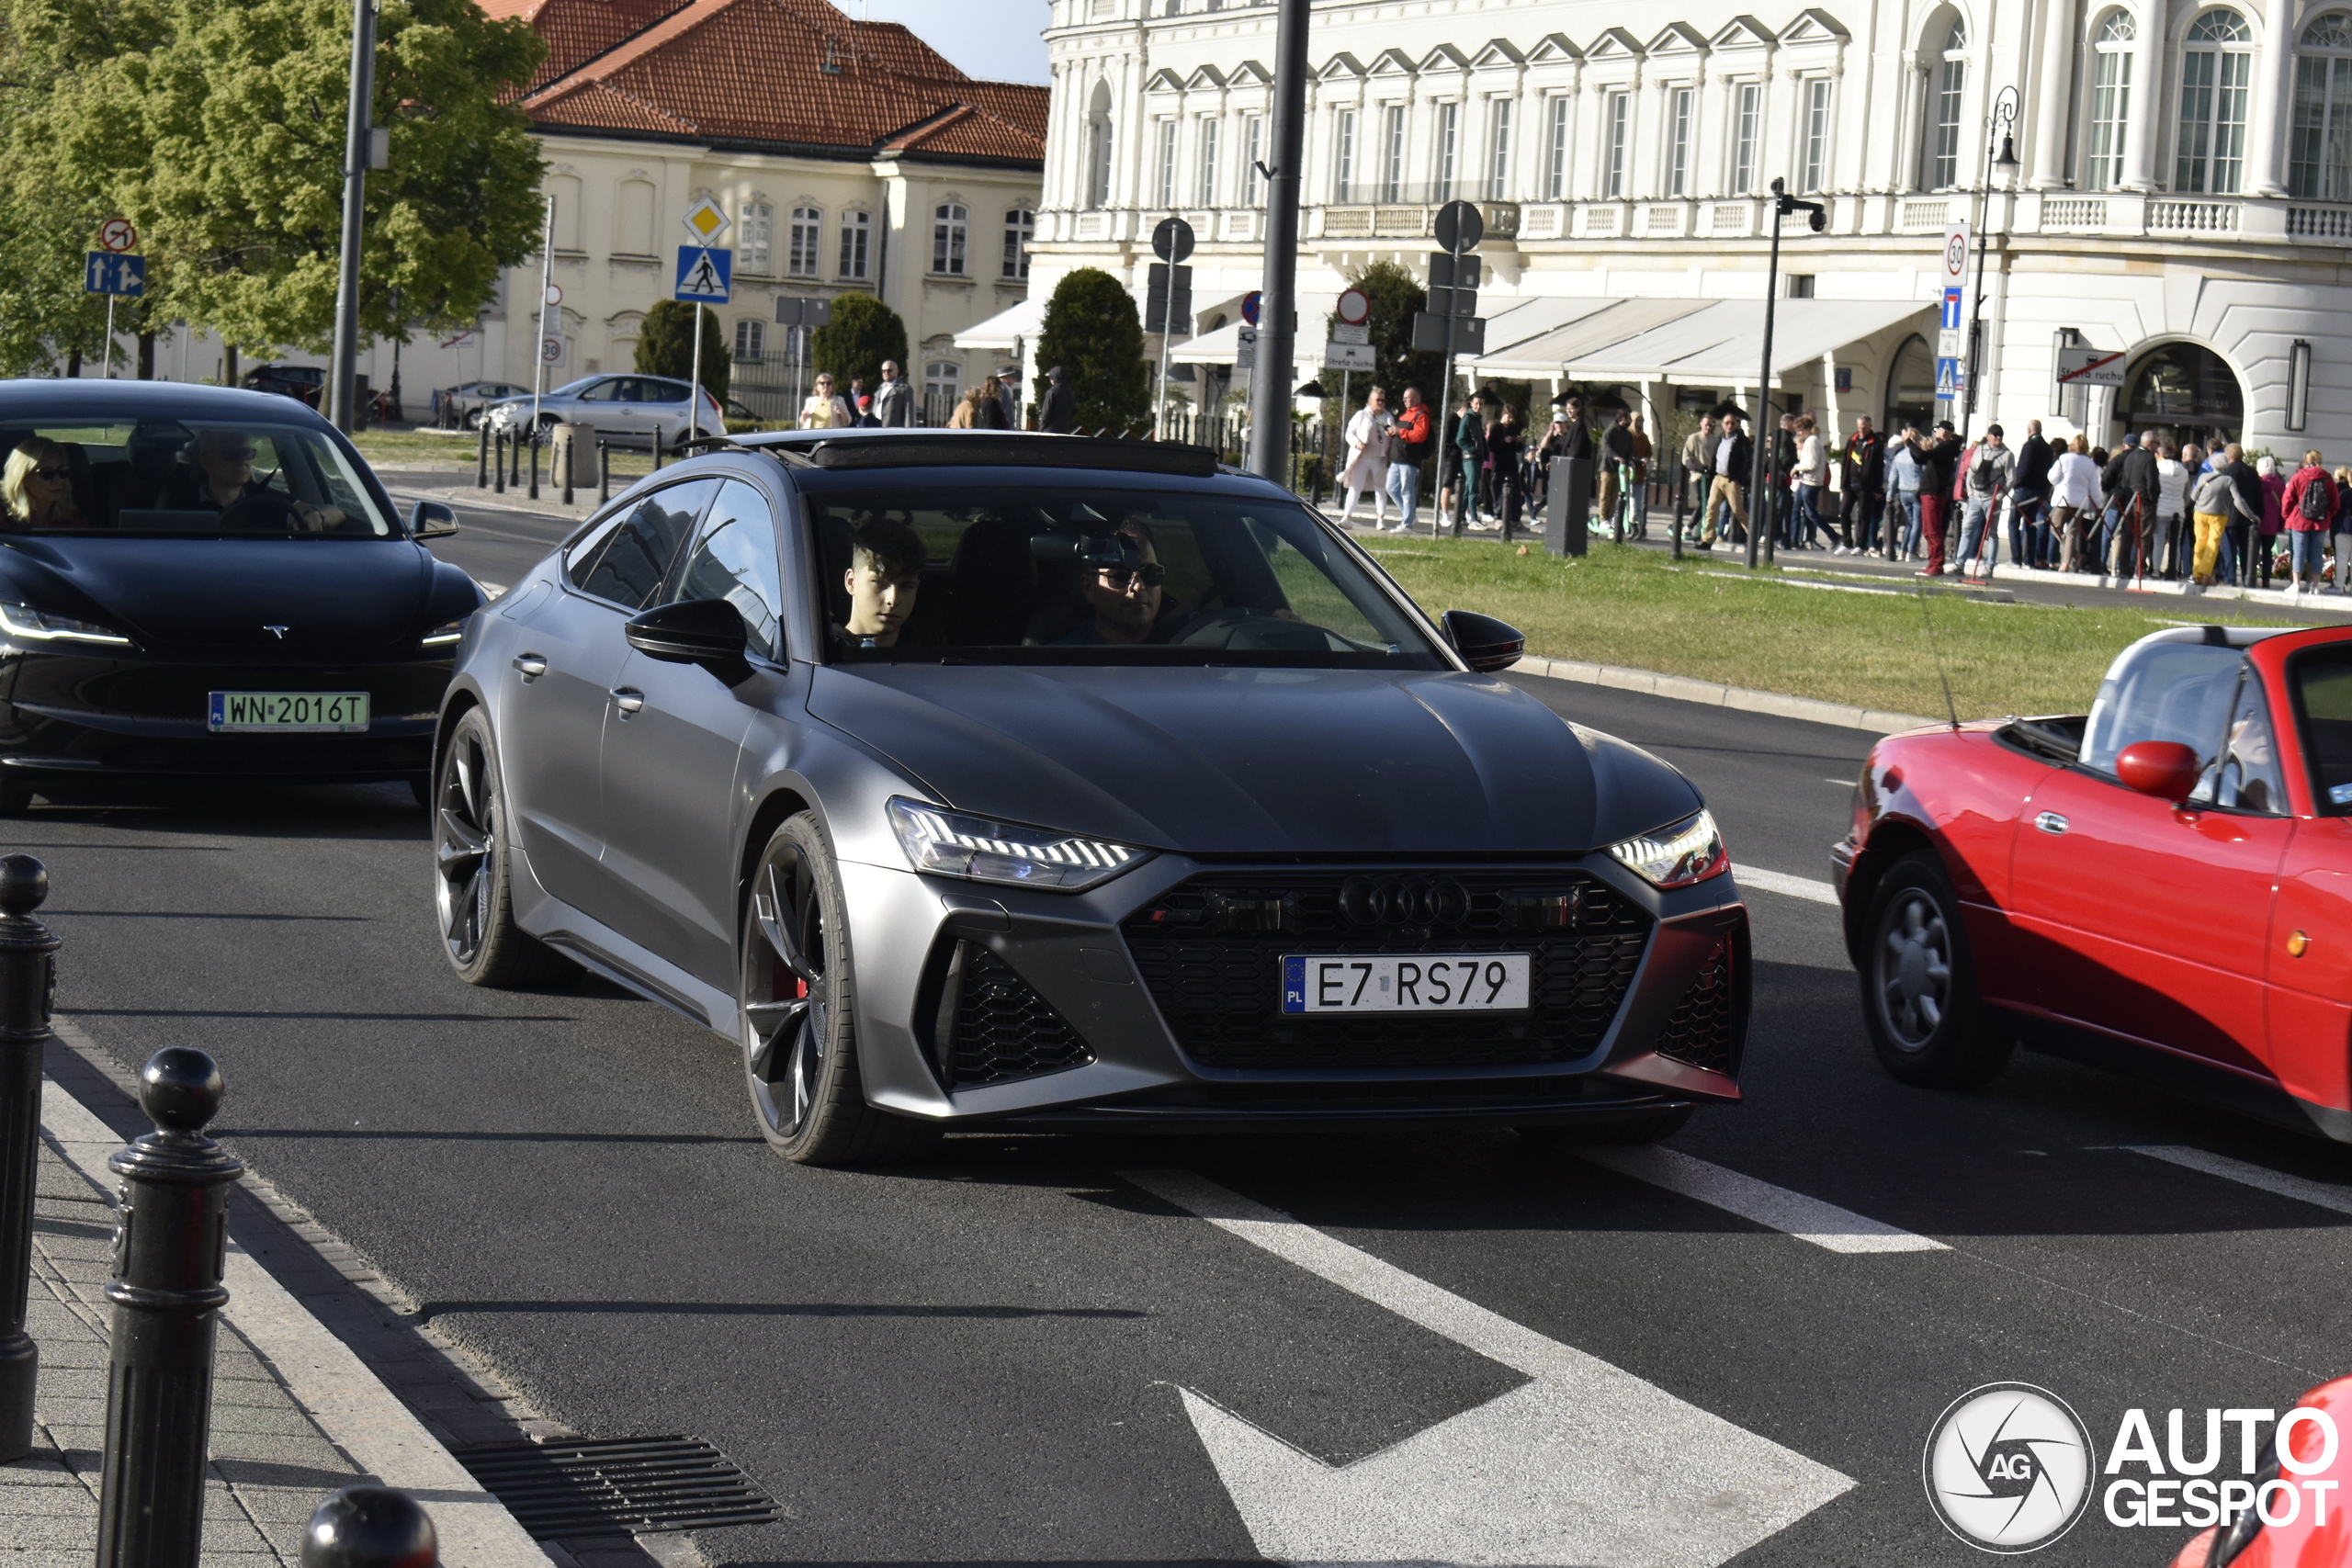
top-left (18, 489), bottom-right (2352, 1565)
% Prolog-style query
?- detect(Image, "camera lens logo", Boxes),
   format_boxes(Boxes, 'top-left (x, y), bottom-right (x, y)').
top-left (1923, 1383), bottom-right (2096, 1553)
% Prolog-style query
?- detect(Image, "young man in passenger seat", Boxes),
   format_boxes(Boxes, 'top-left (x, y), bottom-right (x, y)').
top-left (834, 518), bottom-right (926, 649)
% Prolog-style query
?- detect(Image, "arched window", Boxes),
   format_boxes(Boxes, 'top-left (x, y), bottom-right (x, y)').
top-left (933, 203), bottom-right (968, 276)
top-left (1002, 209), bottom-right (1034, 279)
top-left (1887, 333), bottom-right (1936, 434)
top-left (2292, 10), bottom-right (2352, 197)
top-left (838, 209), bottom-right (870, 279)
top-left (1925, 18), bottom-right (1968, 189)
top-left (2177, 10), bottom-right (2254, 193)
top-left (2086, 11), bottom-right (2136, 191)
top-left (738, 200), bottom-right (773, 273)
top-left (786, 207), bottom-right (820, 277)
top-left (1085, 81), bottom-right (1114, 209)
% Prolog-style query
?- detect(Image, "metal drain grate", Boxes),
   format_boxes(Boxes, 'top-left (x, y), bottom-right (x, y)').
top-left (458, 1437), bottom-right (781, 1539)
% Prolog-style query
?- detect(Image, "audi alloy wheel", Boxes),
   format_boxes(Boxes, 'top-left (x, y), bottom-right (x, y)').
top-left (433, 708), bottom-right (577, 988)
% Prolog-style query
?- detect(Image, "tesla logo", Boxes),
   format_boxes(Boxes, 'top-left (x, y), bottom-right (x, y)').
top-left (263, 626), bottom-right (288, 639)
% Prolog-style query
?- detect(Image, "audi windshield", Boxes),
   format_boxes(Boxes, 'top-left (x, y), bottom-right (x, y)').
top-left (806, 484), bottom-right (1447, 668)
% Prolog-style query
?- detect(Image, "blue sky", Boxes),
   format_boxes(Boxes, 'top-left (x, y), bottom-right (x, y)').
top-left (855, 2), bottom-right (1052, 85)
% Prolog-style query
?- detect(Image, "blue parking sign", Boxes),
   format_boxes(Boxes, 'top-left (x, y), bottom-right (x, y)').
top-left (83, 253), bottom-right (144, 297)
top-left (674, 246), bottom-right (731, 304)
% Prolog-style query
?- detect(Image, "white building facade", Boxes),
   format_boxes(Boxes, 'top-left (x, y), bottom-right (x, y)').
top-left (1022, 0), bottom-right (2352, 453)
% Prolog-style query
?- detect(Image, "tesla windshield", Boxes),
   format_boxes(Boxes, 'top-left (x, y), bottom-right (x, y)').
top-left (0, 418), bottom-right (396, 537)
top-left (806, 484), bottom-right (1447, 668)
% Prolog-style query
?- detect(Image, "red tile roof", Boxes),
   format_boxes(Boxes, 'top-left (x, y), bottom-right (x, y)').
top-left (502, 0), bottom-right (1046, 165)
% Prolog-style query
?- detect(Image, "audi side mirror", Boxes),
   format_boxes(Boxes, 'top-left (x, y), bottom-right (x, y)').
top-left (409, 500), bottom-right (458, 539)
top-left (2117, 740), bottom-right (2201, 804)
top-left (1441, 609), bottom-right (1525, 673)
top-left (625, 598), bottom-right (752, 682)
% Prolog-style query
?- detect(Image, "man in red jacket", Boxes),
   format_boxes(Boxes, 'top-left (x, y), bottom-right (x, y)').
top-left (1384, 387), bottom-right (1433, 533)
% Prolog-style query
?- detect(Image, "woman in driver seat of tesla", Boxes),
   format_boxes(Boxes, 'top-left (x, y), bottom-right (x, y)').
top-left (156, 428), bottom-right (343, 531)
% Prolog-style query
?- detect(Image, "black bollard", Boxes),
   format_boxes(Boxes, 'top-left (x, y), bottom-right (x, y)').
top-left (0, 854), bottom-right (56, 1461)
top-left (597, 441), bottom-right (610, 506)
top-left (302, 1484), bottom-right (438, 1568)
top-left (560, 431), bottom-right (574, 507)
top-left (492, 431), bottom-right (506, 495)
top-left (650, 425), bottom-right (664, 471)
top-left (527, 430), bottom-right (540, 502)
top-left (474, 423), bottom-right (488, 490)
top-left (96, 1048), bottom-right (243, 1568)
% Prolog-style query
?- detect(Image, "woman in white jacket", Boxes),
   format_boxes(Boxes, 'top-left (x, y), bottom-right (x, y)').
top-left (2048, 434), bottom-right (2101, 572)
top-left (1339, 387), bottom-right (1395, 527)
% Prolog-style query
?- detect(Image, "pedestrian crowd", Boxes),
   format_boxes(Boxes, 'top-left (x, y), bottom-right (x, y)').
top-left (1334, 383), bottom-right (1657, 536)
top-left (1668, 409), bottom-right (2339, 594)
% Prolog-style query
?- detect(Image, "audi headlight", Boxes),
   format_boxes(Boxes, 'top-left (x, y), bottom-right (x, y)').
top-left (0, 603), bottom-right (132, 647)
top-left (1608, 809), bottom-right (1728, 889)
top-left (887, 797), bottom-right (1148, 892)
top-left (420, 617), bottom-right (469, 647)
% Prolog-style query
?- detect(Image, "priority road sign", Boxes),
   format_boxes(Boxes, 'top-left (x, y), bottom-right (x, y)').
top-left (96, 218), bottom-right (137, 254)
top-left (674, 246), bottom-right (732, 303)
top-left (2055, 345), bottom-right (2127, 387)
top-left (83, 253), bottom-right (144, 297)
top-left (682, 197), bottom-right (730, 245)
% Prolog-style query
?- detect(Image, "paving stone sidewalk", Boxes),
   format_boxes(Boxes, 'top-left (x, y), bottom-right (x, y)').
top-left (1, 1131), bottom-right (369, 1567)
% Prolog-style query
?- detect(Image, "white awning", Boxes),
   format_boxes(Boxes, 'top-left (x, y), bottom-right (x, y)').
top-left (1461, 297), bottom-right (1631, 375)
top-left (953, 297), bottom-right (1046, 354)
top-left (1566, 299), bottom-right (1935, 384)
top-left (1469, 299), bottom-right (1719, 378)
top-left (1171, 292), bottom-right (1340, 365)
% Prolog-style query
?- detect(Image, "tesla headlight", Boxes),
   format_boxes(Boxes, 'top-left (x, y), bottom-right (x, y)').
top-left (1608, 809), bottom-right (1728, 889)
top-left (0, 603), bottom-right (131, 647)
top-left (886, 797), bottom-right (1148, 892)
top-left (420, 617), bottom-right (469, 647)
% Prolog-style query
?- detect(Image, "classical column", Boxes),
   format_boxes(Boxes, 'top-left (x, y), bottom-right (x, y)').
top-left (2120, 0), bottom-right (2167, 188)
top-left (2248, 0), bottom-right (2299, 195)
top-left (2030, 0), bottom-right (2077, 186)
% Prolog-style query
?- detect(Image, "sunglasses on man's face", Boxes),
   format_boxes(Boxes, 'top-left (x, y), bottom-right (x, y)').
top-left (1101, 562), bottom-right (1166, 590)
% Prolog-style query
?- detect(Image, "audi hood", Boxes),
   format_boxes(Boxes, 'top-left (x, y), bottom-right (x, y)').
top-left (808, 664), bottom-right (1701, 855)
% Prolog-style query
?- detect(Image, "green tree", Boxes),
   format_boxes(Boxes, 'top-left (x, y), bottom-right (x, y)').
top-left (1034, 267), bottom-right (1148, 433)
top-left (1326, 259), bottom-right (1442, 412)
top-left (809, 291), bottom-right (907, 395)
top-left (634, 299), bottom-right (729, 402)
top-left (4, 0), bottom-right (544, 363)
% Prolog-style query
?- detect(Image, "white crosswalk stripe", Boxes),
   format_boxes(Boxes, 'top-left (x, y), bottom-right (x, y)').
top-left (2125, 1145), bottom-right (2352, 1217)
top-left (1730, 863), bottom-right (1840, 905)
top-left (1580, 1145), bottom-right (1950, 1253)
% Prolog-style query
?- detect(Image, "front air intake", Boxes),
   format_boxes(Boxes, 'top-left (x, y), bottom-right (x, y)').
top-left (936, 941), bottom-right (1094, 1088)
top-left (1656, 936), bottom-right (1742, 1077)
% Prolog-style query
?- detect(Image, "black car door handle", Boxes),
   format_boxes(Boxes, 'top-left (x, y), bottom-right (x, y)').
top-left (610, 687), bottom-right (645, 716)
top-left (513, 654), bottom-right (547, 681)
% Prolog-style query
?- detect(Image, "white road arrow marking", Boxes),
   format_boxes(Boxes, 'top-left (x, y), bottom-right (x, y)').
top-left (1578, 1146), bottom-right (1949, 1254)
top-left (1125, 1168), bottom-right (1853, 1567)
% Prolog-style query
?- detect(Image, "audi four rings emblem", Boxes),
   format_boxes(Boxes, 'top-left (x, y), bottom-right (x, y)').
top-left (1338, 876), bottom-right (1470, 926)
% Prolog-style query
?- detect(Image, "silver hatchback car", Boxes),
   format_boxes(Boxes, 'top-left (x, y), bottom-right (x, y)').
top-left (485, 374), bottom-right (725, 448)
top-left (431, 432), bottom-right (1749, 1164)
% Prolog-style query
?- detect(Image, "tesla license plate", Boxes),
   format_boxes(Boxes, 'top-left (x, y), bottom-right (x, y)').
top-left (1281, 953), bottom-right (1531, 1013)
top-left (207, 691), bottom-right (370, 733)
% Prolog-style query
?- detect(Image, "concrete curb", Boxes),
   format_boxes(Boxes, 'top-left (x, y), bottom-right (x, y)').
top-left (36, 1073), bottom-right (557, 1568)
top-left (1515, 654), bottom-right (1940, 736)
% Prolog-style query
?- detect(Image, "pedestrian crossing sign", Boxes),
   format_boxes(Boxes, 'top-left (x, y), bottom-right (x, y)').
top-left (674, 246), bottom-right (732, 304)
top-left (1935, 355), bottom-right (1965, 397)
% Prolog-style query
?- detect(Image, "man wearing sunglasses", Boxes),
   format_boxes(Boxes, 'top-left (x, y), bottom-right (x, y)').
top-left (1057, 519), bottom-right (1166, 645)
top-left (159, 428), bottom-right (342, 531)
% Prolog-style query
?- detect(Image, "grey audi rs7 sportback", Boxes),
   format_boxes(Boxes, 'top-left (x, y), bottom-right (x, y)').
top-left (433, 431), bottom-right (1749, 1164)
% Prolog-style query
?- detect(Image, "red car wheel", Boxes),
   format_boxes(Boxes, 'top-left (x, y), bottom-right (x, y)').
top-left (1861, 851), bottom-right (2014, 1088)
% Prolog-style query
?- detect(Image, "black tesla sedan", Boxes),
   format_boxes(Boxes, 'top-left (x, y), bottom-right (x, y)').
top-left (0, 381), bottom-right (482, 810)
top-left (436, 430), bottom-right (1748, 1165)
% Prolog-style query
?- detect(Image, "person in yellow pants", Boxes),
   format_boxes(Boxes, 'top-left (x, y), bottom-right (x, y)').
top-left (2188, 463), bottom-right (2238, 585)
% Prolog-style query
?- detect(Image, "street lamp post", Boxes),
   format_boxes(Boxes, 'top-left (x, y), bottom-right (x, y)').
top-left (1747, 178), bottom-right (1827, 571)
top-left (327, 0), bottom-right (378, 432)
top-left (1962, 86), bottom-right (2023, 440)
top-left (1246, 0), bottom-right (1310, 485)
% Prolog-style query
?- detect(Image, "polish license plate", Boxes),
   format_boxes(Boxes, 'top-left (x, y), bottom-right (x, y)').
top-left (1281, 953), bottom-right (1531, 1013)
top-left (207, 691), bottom-right (371, 733)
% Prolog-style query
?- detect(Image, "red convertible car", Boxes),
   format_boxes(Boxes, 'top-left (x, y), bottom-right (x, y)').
top-left (1832, 624), bottom-right (2352, 1140)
